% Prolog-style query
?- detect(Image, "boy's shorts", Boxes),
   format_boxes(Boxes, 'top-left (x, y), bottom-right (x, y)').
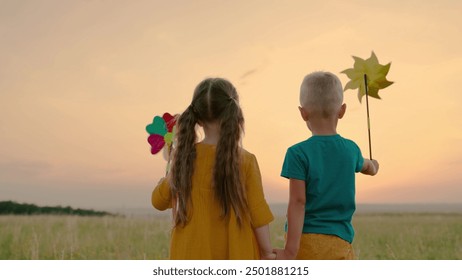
top-left (295, 233), bottom-right (355, 260)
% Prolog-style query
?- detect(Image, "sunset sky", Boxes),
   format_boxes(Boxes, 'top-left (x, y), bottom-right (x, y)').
top-left (1, 0), bottom-right (461, 210)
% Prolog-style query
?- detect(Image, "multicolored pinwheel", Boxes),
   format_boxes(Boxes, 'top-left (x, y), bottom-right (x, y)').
top-left (146, 112), bottom-right (178, 174)
top-left (146, 113), bottom-right (177, 154)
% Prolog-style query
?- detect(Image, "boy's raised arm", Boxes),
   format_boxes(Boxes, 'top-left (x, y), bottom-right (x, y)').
top-left (274, 178), bottom-right (306, 260)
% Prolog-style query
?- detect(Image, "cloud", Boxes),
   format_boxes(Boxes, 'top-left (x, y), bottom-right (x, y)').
top-left (238, 58), bottom-right (271, 86)
top-left (237, 68), bottom-right (260, 86)
top-left (240, 68), bottom-right (259, 80)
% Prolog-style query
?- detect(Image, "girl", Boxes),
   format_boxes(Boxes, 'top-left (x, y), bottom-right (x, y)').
top-left (152, 77), bottom-right (274, 260)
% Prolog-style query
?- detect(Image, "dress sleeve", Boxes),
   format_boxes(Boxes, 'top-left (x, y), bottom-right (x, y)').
top-left (244, 153), bottom-right (274, 228)
top-left (152, 178), bottom-right (172, 210)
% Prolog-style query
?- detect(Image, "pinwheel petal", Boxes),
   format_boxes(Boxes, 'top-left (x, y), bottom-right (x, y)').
top-left (164, 132), bottom-right (173, 145)
top-left (147, 134), bottom-right (165, 154)
top-left (162, 113), bottom-right (177, 132)
top-left (146, 116), bottom-right (167, 135)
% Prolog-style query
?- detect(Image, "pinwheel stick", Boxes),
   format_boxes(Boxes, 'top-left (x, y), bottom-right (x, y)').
top-left (364, 74), bottom-right (373, 160)
top-left (165, 144), bottom-right (173, 176)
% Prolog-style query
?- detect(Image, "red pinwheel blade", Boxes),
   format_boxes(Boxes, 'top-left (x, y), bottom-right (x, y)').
top-left (162, 113), bottom-right (177, 132)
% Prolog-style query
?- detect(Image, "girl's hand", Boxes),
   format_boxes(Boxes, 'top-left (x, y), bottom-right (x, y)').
top-left (261, 251), bottom-right (276, 260)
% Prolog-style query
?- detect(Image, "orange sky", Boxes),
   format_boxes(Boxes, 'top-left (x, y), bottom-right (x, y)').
top-left (1, 0), bottom-right (461, 209)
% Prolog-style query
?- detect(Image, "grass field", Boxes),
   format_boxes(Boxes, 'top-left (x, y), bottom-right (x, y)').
top-left (0, 213), bottom-right (461, 260)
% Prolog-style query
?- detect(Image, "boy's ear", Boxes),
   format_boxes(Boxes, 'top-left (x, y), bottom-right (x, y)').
top-left (338, 103), bottom-right (347, 119)
top-left (298, 106), bottom-right (309, 121)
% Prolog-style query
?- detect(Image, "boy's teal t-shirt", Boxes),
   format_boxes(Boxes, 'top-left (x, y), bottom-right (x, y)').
top-left (281, 134), bottom-right (364, 243)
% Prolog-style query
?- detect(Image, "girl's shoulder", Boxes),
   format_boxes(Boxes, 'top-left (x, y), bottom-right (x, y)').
top-left (240, 148), bottom-right (260, 170)
top-left (240, 147), bottom-right (256, 160)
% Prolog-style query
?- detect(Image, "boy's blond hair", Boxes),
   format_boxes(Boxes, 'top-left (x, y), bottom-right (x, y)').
top-left (300, 71), bottom-right (344, 118)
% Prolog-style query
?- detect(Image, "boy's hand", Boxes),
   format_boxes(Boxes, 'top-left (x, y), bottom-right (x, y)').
top-left (361, 159), bottom-right (379, 176)
top-left (371, 159), bottom-right (379, 174)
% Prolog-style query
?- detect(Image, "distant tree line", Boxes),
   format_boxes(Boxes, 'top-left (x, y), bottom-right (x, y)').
top-left (0, 201), bottom-right (114, 216)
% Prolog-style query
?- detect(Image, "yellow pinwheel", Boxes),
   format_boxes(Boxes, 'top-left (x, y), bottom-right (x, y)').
top-left (341, 51), bottom-right (393, 159)
top-left (342, 51), bottom-right (393, 102)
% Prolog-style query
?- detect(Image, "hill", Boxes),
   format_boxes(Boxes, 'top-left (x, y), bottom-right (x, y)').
top-left (0, 201), bottom-right (115, 216)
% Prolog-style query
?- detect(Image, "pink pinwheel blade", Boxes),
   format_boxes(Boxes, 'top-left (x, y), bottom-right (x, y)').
top-left (147, 134), bottom-right (165, 154)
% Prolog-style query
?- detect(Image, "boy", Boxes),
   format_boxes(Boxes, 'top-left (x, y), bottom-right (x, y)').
top-left (274, 71), bottom-right (379, 260)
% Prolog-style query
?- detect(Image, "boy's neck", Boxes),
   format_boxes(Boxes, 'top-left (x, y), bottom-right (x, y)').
top-left (307, 118), bottom-right (339, 136)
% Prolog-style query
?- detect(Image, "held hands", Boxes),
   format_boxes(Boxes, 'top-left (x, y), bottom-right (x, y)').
top-left (272, 248), bottom-right (296, 260)
top-left (260, 250), bottom-right (276, 260)
top-left (260, 248), bottom-right (295, 260)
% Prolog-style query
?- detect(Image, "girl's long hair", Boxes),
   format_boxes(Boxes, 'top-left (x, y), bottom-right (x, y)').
top-left (170, 78), bottom-right (248, 227)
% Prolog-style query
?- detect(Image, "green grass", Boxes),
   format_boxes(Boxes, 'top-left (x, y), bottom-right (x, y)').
top-left (353, 213), bottom-right (462, 259)
top-left (0, 213), bottom-right (460, 259)
top-left (0, 215), bottom-right (170, 259)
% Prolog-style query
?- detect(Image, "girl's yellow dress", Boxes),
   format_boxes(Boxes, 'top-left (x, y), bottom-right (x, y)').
top-left (152, 143), bottom-right (273, 259)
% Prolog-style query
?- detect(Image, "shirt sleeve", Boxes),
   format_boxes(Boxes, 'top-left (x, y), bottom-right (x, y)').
top-left (280, 146), bottom-right (307, 181)
top-left (244, 153), bottom-right (274, 228)
top-left (152, 178), bottom-right (172, 210)
top-left (354, 144), bottom-right (365, 173)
